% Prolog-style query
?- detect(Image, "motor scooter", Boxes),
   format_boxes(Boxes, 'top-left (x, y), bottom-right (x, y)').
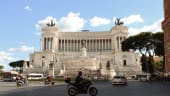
top-left (65, 78), bottom-right (98, 96)
top-left (44, 79), bottom-right (55, 85)
top-left (44, 76), bottom-right (55, 85)
top-left (16, 79), bottom-right (28, 87)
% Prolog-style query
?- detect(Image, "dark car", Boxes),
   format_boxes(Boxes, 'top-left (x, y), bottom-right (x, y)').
top-left (112, 76), bottom-right (127, 86)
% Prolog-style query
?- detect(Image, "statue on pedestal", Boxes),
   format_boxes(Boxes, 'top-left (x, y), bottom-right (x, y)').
top-left (81, 40), bottom-right (86, 48)
top-left (47, 20), bottom-right (55, 27)
top-left (115, 18), bottom-right (124, 25)
top-left (48, 62), bottom-right (54, 78)
top-left (81, 40), bottom-right (87, 57)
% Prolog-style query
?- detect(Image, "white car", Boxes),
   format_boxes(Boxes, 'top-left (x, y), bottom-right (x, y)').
top-left (112, 76), bottom-right (127, 86)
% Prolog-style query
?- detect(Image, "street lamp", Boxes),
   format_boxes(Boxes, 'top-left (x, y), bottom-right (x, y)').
top-left (99, 49), bottom-right (102, 69)
top-left (42, 56), bottom-right (45, 76)
top-left (96, 48), bottom-right (102, 79)
top-left (61, 50), bottom-right (65, 76)
top-left (112, 48), bottom-right (115, 65)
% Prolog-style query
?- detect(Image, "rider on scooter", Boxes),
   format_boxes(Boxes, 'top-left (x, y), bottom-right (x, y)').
top-left (75, 71), bottom-right (85, 89)
top-left (66, 71), bottom-right (98, 96)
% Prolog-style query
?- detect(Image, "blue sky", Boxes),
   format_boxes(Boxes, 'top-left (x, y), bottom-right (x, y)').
top-left (0, 0), bottom-right (163, 71)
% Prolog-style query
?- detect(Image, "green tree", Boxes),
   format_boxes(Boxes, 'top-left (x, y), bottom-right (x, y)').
top-left (152, 32), bottom-right (164, 71)
top-left (9, 60), bottom-right (25, 73)
top-left (9, 60), bottom-right (24, 68)
top-left (122, 32), bottom-right (153, 55)
top-left (0, 65), bottom-right (4, 77)
top-left (122, 32), bottom-right (153, 72)
top-left (152, 32), bottom-right (164, 56)
top-left (140, 54), bottom-right (147, 72)
top-left (0, 65), bottom-right (4, 70)
top-left (153, 61), bottom-right (164, 72)
top-left (121, 32), bottom-right (164, 73)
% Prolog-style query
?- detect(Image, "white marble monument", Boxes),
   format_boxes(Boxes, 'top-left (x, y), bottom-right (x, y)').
top-left (23, 19), bottom-right (142, 79)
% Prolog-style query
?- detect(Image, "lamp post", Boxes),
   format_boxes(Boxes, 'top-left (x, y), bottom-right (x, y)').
top-left (42, 56), bottom-right (45, 77)
top-left (99, 49), bottom-right (102, 69)
top-left (112, 48), bottom-right (115, 65)
top-left (97, 48), bottom-right (102, 79)
top-left (49, 53), bottom-right (56, 78)
top-left (49, 61), bottom-right (54, 78)
top-left (61, 49), bottom-right (65, 76)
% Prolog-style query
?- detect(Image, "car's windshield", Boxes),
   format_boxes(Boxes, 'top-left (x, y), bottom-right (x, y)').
top-left (114, 76), bottom-right (125, 79)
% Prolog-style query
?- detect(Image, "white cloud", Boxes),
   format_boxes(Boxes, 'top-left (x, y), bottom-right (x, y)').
top-left (58, 12), bottom-right (86, 32)
top-left (35, 16), bottom-right (57, 35)
top-left (0, 51), bottom-right (16, 62)
top-left (35, 16), bottom-right (57, 30)
top-left (35, 13), bottom-right (161, 36)
top-left (90, 16), bottom-right (111, 27)
top-left (8, 45), bottom-right (34, 52)
top-left (121, 14), bottom-right (144, 25)
top-left (35, 12), bottom-right (86, 34)
top-left (112, 17), bottom-right (117, 22)
top-left (0, 51), bottom-right (17, 71)
top-left (0, 45), bottom-right (33, 70)
top-left (128, 19), bottom-right (163, 36)
top-left (112, 14), bottom-right (144, 25)
top-left (24, 5), bottom-right (32, 11)
top-left (34, 31), bottom-right (41, 36)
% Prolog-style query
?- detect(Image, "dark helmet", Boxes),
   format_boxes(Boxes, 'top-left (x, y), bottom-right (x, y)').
top-left (78, 71), bottom-right (82, 75)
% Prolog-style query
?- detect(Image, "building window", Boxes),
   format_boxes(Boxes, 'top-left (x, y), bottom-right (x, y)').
top-left (123, 60), bottom-right (126, 66)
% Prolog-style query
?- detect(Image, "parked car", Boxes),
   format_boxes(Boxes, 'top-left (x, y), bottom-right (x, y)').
top-left (136, 73), bottom-right (151, 82)
top-left (112, 76), bottom-right (127, 86)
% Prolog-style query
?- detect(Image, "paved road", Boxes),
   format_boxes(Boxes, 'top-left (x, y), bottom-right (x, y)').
top-left (0, 80), bottom-right (64, 95)
top-left (0, 80), bottom-right (43, 92)
top-left (0, 80), bottom-right (170, 96)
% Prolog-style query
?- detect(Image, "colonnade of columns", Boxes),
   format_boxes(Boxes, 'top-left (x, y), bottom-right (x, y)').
top-left (42, 36), bottom-right (126, 52)
top-left (116, 36), bottom-right (126, 51)
top-left (43, 37), bottom-right (53, 51)
top-left (58, 39), bottom-right (112, 52)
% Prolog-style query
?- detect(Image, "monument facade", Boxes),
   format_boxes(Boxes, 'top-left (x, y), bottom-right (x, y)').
top-left (23, 20), bottom-right (142, 79)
